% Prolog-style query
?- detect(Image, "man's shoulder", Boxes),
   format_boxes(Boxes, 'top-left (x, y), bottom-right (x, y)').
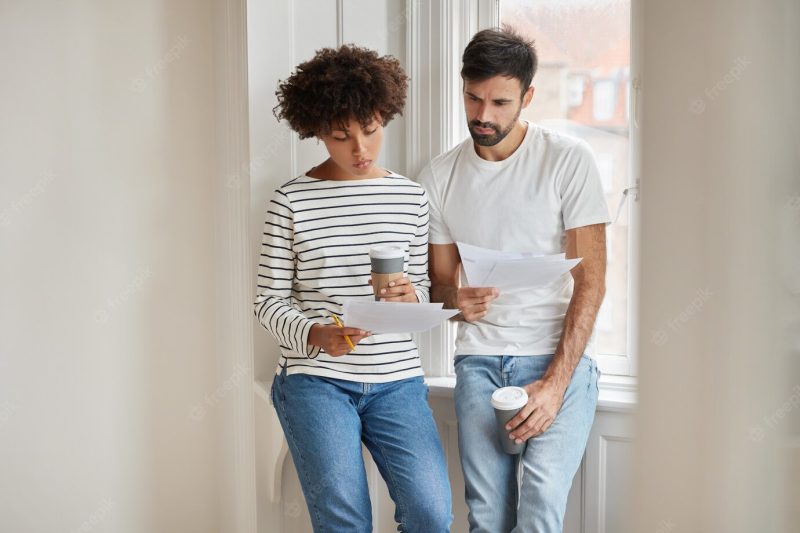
top-left (417, 138), bottom-right (470, 187)
top-left (527, 123), bottom-right (593, 159)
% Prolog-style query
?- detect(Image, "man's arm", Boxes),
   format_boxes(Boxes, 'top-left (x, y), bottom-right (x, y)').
top-left (429, 243), bottom-right (499, 321)
top-left (507, 223), bottom-right (607, 443)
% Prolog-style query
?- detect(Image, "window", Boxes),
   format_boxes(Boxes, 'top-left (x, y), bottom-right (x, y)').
top-left (500, 0), bottom-right (638, 376)
top-left (592, 78), bottom-right (618, 121)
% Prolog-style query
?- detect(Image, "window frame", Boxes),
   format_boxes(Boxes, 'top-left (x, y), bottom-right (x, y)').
top-left (407, 0), bottom-right (641, 379)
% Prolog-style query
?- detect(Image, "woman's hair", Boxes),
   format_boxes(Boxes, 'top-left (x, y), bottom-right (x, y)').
top-left (273, 44), bottom-right (408, 139)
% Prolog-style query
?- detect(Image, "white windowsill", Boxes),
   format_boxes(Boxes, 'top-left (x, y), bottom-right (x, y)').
top-left (254, 374), bottom-right (637, 413)
top-left (426, 374), bottom-right (637, 413)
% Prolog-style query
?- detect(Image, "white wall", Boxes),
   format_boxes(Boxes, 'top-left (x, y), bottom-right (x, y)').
top-left (633, 0), bottom-right (800, 531)
top-left (0, 2), bottom-right (224, 531)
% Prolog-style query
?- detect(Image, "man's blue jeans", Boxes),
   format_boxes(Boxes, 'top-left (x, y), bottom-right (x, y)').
top-left (271, 369), bottom-right (453, 532)
top-left (454, 354), bottom-right (599, 533)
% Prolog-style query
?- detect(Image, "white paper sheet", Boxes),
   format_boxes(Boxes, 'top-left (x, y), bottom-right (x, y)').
top-left (457, 241), bottom-right (580, 290)
top-left (457, 241), bottom-right (561, 262)
top-left (342, 301), bottom-right (459, 334)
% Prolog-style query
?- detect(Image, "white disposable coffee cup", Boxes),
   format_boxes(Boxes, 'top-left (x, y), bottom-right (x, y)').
top-left (491, 386), bottom-right (529, 454)
top-left (369, 245), bottom-right (405, 300)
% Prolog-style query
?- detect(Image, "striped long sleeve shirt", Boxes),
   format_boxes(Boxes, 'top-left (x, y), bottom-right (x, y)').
top-left (253, 173), bottom-right (430, 383)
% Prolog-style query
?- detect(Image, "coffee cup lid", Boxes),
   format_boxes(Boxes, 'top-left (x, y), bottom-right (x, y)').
top-left (491, 387), bottom-right (528, 410)
top-left (369, 245), bottom-right (405, 259)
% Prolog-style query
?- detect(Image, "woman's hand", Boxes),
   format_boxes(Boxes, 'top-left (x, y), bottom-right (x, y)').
top-left (369, 277), bottom-right (419, 302)
top-left (308, 324), bottom-right (371, 356)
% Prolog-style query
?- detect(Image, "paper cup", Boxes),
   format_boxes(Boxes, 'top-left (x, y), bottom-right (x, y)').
top-left (491, 386), bottom-right (529, 454)
top-left (369, 245), bottom-right (405, 300)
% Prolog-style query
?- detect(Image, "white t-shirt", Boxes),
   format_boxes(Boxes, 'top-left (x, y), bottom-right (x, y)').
top-left (417, 122), bottom-right (611, 357)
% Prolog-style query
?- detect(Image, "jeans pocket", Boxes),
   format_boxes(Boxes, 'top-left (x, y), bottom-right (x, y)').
top-left (272, 369), bottom-right (287, 404)
top-left (585, 357), bottom-right (597, 394)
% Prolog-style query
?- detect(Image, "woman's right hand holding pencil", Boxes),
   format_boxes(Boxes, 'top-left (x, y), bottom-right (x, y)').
top-left (308, 324), bottom-right (371, 356)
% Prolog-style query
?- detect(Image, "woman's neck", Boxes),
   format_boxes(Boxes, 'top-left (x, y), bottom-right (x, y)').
top-left (307, 158), bottom-right (389, 181)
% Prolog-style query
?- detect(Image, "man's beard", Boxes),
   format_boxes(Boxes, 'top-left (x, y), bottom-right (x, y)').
top-left (467, 105), bottom-right (522, 146)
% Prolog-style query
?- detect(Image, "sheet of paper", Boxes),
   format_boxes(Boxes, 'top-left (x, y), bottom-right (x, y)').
top-left (457, 241), bottom-right (579, 289)
top-left (458, 241), bottom-right (558, 262)
top-left (461, 257), bottom-right (495, 288)
top-left (342, 301), bottom-right (459, 334)
top-left (485, 257), bottom-right (582, 289)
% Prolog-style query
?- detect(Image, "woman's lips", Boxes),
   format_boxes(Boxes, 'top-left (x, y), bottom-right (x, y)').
top-left (353, 160), bottom-right (372, 169)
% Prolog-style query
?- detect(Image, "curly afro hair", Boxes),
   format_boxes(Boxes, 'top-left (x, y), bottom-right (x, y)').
top-left (273, 44), bottom-right (408, 139)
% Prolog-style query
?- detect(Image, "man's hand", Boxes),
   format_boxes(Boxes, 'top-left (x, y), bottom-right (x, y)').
top-left (506, 378), bottom-right (567, 443)
top-left (429, 243), bottom-right (500, 321)
top-left (308, 324), bottom-right (371, 356)
top-left (368, 277), bottom-right (419, 302)
top-left (456, 286), bottom-right (500, 322)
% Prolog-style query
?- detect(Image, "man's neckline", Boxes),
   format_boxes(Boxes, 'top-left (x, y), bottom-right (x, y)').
top-left (469, 121), bottom-right (533, 166)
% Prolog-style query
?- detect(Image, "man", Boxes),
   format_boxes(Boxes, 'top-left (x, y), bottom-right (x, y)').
top-left (417, 27), bottom-right (610, 533)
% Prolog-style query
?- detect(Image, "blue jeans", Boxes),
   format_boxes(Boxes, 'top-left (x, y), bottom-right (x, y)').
top-left (454, 354), bottom-right (599, 533)
top-left (271, 369), bottom-right (453, 533)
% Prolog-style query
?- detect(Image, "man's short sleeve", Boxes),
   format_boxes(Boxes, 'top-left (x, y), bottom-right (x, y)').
top-left (558, 140), bottom-right (612, 230)
top-left (416, 163), bottom-right (454, 244)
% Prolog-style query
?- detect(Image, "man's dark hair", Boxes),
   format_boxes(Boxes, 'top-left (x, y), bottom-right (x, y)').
top-left (273, 44), bottom-right (408, 139)
top-left (461, 26), bottom-right (538, 96)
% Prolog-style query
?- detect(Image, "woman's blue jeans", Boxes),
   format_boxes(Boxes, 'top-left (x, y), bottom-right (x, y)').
top-left (271, 368), bottom-right (453, 532)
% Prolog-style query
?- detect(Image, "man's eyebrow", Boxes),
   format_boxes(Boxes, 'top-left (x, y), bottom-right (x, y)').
top-left (465, 92), bottom-right (512, 103)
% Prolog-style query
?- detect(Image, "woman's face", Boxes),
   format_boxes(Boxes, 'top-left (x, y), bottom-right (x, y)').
top-left (319, 115), bottom-right (385, 179)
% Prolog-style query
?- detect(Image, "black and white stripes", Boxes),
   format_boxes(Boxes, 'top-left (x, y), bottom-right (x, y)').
top-left (254, 173), bottom-right (430, 383)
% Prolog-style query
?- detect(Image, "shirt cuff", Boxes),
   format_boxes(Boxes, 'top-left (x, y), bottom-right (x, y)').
top-left (415, 287), bottom-right (430, 303)
top-left (297, 319), bottom-right (322, 359)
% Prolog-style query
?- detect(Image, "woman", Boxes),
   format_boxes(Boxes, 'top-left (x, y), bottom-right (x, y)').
top-left (254, 44), bottom-right (452, 532)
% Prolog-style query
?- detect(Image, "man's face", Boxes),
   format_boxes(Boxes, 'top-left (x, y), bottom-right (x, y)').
top-left (463, 76), bottom-right (531, 146)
